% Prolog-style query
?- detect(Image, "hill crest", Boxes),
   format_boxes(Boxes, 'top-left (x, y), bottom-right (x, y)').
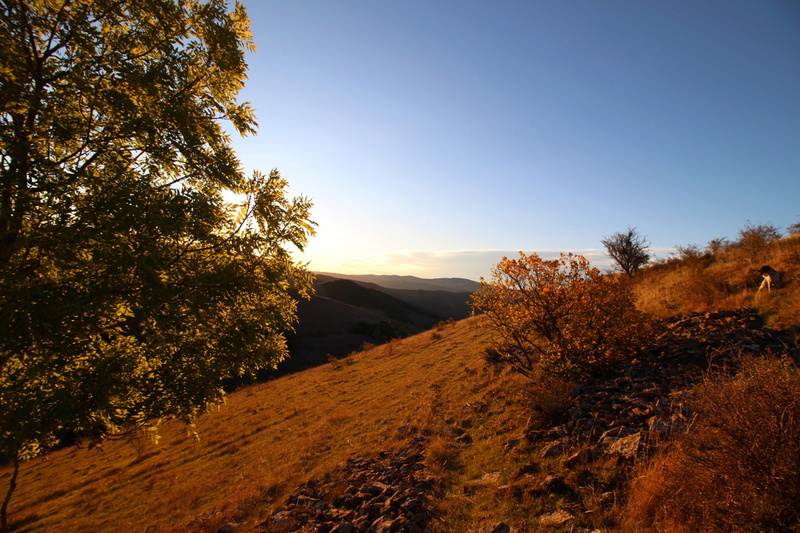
top-left (314, 272), bottom-right (480, 293)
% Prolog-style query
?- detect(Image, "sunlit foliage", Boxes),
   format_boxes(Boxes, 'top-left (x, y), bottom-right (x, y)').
top-left (472, 252), bottom-right (648, 379)
top-left (0, 1), bottom-right (314, 523)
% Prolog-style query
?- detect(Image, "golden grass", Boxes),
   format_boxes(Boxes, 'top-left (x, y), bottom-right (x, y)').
top-left (620, 356), bottom-right (800, 532)
top-left (2, 317), bottom-right (529, 532)
top-left (633, 234), bottom-right (800, 326)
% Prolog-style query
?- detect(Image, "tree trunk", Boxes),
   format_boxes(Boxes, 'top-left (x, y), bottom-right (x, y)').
top-left (0, 456), bottom-right (20, 533)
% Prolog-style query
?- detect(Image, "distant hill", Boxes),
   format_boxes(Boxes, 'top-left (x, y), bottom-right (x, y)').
top-left (269, 274), bottom-right (477, 377)
top-left (314, 272), bottom-right (480, 293)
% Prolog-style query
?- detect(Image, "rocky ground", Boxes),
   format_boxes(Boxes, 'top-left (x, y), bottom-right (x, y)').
top-left (259, 439), bottom-right (436, 533)
top-left (529, 308), bottom-right (797, 464)
top-left (254, 308), bottom-right (798, 533)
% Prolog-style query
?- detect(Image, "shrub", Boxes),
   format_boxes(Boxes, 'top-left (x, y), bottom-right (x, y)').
top-left (525, 374), bottom-right (576, 429)
top-left (471, 252), bottom-right (650, 379)
top-left (734, 221), bottom-right (783, 263)
top-left (622, 356), bottom-right (800, 532)
top-left (705, 237), bottom-right (729, 256)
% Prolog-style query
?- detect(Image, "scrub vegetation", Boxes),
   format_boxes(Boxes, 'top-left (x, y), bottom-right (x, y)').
top-left (1, 224), bottom-right (799, 532)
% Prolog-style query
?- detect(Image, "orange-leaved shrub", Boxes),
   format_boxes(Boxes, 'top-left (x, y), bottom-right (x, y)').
top-left (622, 355), bottom-right (800, 532)
top-left (471, 252), bottom-right (650, 379)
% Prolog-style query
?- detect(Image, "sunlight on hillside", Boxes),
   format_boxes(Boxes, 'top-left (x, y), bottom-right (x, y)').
top-left (3, 319), bottom-right (523, 532)
top-left (3, 232), bottom-right (799, 533)
top-left (632, 233), bottom-right (800, 327)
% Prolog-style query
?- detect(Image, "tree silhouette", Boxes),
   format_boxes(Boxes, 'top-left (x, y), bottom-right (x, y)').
top-left (601, 227), bottom-right (651, 277)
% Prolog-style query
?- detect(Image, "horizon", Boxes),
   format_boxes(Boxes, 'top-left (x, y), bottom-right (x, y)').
top-left (231, 2), bottom-right (800, 281)
top-left (313, 245), bottom-right (679, 283)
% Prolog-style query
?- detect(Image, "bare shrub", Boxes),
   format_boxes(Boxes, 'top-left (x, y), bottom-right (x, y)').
top-left (674, 243), bottom-right (705, 263)
top-left (621, 356), bottom-right (800, 532)
top-left (735, 221), bottom-right (783, 263)
top-left (525, 374), bottom-right (576, 429)
top-left (705, 237), bottom-right (729, 256)
top-left (602, 227), bottom-right (651, 277)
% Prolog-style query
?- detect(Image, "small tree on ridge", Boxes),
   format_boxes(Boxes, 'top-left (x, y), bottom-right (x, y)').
top-left (602, 227), bottom-right (651, 277)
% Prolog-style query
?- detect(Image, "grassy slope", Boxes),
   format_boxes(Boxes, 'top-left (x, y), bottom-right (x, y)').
top-left (3, 318), bottom-right (538, 532)
top-left (633, 233), bottom-right (800, 326)
top-left (5, 234), bottom-right (798, 532)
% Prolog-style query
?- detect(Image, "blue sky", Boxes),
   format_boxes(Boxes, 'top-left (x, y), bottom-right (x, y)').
top-left (231, 1), bottom-right (800, 281)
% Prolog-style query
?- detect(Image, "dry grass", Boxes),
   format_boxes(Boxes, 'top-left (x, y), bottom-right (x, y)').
top-left (633, 233), bottom-right (800, 326)
top-left (4, 232), bottom-right (800, 533)
top-left (621, 355), bottom-right (800, 532)
top-left (1, 317), bottom-right (502, 532)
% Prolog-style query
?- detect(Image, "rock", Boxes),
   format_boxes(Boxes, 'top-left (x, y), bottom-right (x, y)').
top-left (477, 523), bottom-right (513, 533)
top-left (540, 438), bottom-right (570, 458)
top-left (332, 521), bottom-right (353, 533)
top-left (538, 509), bottom-right (574, 526)
top-left (540, 474), bottom-right (571, 495)
top-left (371, 517), bottom-right (405, 532)
top-left (259, 442), bottom-right (434, 533)
top-left (607, 431), bottom-right (643, 459)
top-left (563, 447), bottom-right (602, 468)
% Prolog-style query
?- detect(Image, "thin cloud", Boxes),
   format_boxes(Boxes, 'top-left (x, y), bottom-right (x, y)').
top-left (306, 247), bottom-right (676, 281)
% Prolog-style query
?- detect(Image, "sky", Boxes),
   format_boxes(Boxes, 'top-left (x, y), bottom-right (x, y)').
top-left (230, 1), bottom-right (800, 281)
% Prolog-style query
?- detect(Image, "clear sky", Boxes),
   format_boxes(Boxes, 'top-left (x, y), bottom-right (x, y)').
top-left (231, 1), bottom-right (800, 281)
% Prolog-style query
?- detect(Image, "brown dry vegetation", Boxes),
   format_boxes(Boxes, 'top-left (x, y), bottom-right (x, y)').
top-left (2, 229), bottom-right (800, 532)
top-left (2, 319), bottom-right (534, 532)
top-left (621, 356), bottom-right (800, 532)
top-left (633, 232), bottom-right (800, 326)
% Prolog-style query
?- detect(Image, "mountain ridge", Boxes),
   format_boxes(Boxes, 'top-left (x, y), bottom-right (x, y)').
top-left (314, 272), bottom-right (480, 293)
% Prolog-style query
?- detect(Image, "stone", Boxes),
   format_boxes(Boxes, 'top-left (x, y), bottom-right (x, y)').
top-left (538, 509), bottom-right (574, 526)
top-left (540, 474), bottom-right (571, 495)
top-left (607, 431), bottom-right (642, 459)
top-left (477, 523), bottom-right (512, 533)
top-left (563, 447), bottom-right (602, 468)
top-left (540, 439), bottom-right (570, 458)
top-left (599, 425), bottom-right (636, 445)
top-left (332, 521), bottom-right (353, 533)
top-left (259, 443), bottom-right (433, 533)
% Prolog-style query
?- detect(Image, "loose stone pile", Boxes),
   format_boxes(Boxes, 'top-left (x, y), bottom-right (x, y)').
top-left (529, 308), bottom-right (797, 463)
top-left (259, 440), bottom-right (435, 533)
top-left (254, 308), bottom-right (796, 532)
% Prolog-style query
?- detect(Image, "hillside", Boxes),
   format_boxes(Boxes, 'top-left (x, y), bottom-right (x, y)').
top-left (3, 231), bottom-right (799, 532)
top-left (1, 318), bottom-right (503, 532)
top-left (314, 273), bottom-right (480, 294)
top-left (275, 275), bottom-right (476, 376)
top-left (5, 305), bottom-right (799, 532)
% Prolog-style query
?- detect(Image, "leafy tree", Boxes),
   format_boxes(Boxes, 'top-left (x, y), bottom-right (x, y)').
top-left (471, 252), bottom-right (648, 379)
top-left (601, 226), bottom-right (651, 277)
top-left (0, 1), bottom-right (314, 528)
